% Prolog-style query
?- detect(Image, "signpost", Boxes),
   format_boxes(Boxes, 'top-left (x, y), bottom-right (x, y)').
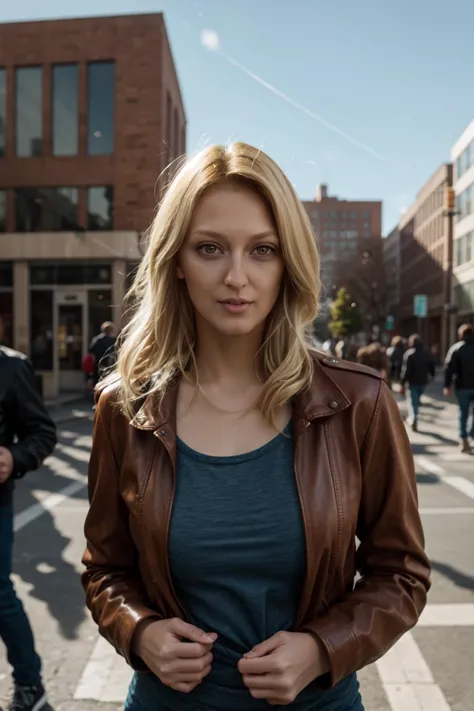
top-left (385, 315), bottom-right (394, 331)
top-left (413, 295), bottom-right (428, 318)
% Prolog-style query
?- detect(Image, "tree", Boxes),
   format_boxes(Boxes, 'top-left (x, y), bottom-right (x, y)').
top-left (329, 287), bottom-right (363, 339)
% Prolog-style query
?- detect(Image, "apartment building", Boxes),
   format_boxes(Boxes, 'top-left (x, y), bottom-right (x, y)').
top-left (451, 120), bottom-right (474, 327)
top-left (302, 183), bottom-right (382, 295)
top-left (0, 13), bottom-right (186, 398)
top-left (398, 164), bottom-right (453, 355)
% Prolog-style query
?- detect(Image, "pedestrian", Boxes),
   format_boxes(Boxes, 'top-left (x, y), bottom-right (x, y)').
top-left (400, 334), bottom-right (435, 432)
top-left (0, 322), bottom-right (57, 711)
top-left (82, 142), bottom-right (430, 711)
top-left (88, 321), bottom-right (117, 387)
top-left (356, 341), bottom-right (390, 384)
top-left (443, 323), bottom-right (474, 454)
top-left (386, 335), bottom-right (405, 385)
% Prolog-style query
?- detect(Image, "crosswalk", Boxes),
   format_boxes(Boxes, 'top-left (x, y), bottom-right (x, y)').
top-left (71, 602), bottom-right (474, 709)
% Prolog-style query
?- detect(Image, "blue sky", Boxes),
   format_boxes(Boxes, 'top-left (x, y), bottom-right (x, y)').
top-left (1, 0), bottom-right (473, 232)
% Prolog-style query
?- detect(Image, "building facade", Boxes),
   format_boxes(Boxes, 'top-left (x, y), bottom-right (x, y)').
top-left (398, 164), bottom-right (453, 355)
top-left (0, 13), bottom-right (186, 398)
top-left (383, 226), bottom-right (401, 325)
top-left (451, 120), bottom-right (474, 327)
top-left (302, 183), bottom-right (382, 295)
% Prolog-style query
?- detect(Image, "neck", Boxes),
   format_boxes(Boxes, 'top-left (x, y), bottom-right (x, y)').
top-left (193, 323), bottom-right (264, 388)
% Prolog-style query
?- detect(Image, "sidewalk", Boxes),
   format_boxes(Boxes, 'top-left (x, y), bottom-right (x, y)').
top-left (46, 394), bottom-right (94, 425)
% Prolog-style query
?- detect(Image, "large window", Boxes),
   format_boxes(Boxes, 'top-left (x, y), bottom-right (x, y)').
top-left (0, 68), bottom-right (5, 157)
top-left (30, 262), bottom-right (111, 286)
top-left (52, 64), bottom-right (78, 156)
top-left (87, 186), bottom-right (114, 230)
top-left (15, 67), bottom-right (43, 157)
top-left (0, 191), bottom-right (5, 232)
top-left (15, 187), bottom-right (78, 232)
top-left (87, 62), bottom-right (114, 155)
top-left (30, 290), bottom-right (53, 370)
top-left (0, 262), bottom-right (14, 347)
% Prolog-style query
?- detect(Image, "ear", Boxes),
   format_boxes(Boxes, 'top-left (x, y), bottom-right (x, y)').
top-left (177, 265), bottom-right (185, 280)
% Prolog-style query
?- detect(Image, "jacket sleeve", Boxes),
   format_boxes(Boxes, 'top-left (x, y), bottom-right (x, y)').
top-left (400, 351), bottom-right (411, 385)
top-left (81, 393), bottom-right (161, 669)
top-left (444, 345), bottom-right (458, 388)
top-left (8, 358), bottom-right (57, 477)
top-left (303, 381), bottom-right (430, 688)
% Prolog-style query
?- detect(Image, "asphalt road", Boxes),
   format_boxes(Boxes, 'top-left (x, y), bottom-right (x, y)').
top-left (0, 387), bottom-right (473, 711)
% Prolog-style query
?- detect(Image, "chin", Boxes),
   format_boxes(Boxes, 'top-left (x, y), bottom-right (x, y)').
top-left (212, 316), bottom-right (264, 337)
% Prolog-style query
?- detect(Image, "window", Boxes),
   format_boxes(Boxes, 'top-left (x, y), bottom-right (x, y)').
top-left (0, 68), bottom-right (5, 157)
top-left (15, 67), bottom-right (43, 157)
top-left (456, 155), bottom-right (463, 181)
top-left (0, 292), bottom-right (13, 348)
top-left (0, 191), bottom-right (5, 232)
top-left (87, 186), bottom-right (114, 230)
top-left (30, 262), bottom-right (111, 286)
top-left (465, 185), bottom-right (473, 216)
top-left (52, 64), bottom-right (78, 156)
top-left (87, 62), bottom-right (115, 155)
top-left (466, 143), bottom-right (472, 173)
top-left (30, 290), bottom-right (53, 370)
top-left (466, 232), bottom-right (473, 263)
top-left (88, 290), bottom-right (113, 342)
top-left (173, 107), bottom-right (179, 158)
top-left (15, 187), bottom-right (78, 232)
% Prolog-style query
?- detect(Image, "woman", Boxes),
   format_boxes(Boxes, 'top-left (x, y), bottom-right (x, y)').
top-left (82, 142), bottom-right (430, 711)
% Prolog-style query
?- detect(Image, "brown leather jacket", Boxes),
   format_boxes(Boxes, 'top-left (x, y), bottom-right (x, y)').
top-left (82, 355), bottom-right (430, 688)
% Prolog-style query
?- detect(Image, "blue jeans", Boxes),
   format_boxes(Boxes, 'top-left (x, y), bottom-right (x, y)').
top-left (0, 503), bottom-right (42, 686)
top-left (407, 385), bottom-right (425, 424)
top-left (456, 388), bottom-right (474, 439)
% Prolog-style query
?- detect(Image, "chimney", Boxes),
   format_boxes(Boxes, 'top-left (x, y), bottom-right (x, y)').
top-left (316, 183), bottom-right (328, 202)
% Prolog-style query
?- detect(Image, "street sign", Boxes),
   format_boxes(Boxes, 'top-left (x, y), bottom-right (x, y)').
top-left (385, 315), bottom-right (394, 331)
top-left (413, 294), bottom-right (428, 318)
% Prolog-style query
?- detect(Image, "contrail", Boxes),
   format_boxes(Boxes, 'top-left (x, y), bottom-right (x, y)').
top-left (200, 30), bottom-right (384, 161)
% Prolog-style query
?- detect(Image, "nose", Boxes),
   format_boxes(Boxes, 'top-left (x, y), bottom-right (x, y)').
top-left (224, 252), bottom-right (248, 289)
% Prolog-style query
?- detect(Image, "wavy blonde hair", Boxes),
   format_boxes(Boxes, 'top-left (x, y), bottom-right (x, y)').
top-left (116, 142), bottom-right (321, 423)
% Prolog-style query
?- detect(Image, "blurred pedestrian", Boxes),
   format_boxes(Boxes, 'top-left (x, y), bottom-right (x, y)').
top-left (0, 325), bottom-right (57, 711)
top-left (357, 341), bottom-right (390, 384)
top-left (386, 336), bottom-right (405, 385)
top-left (400, 334), bottom-right (435, 432)
top-left (88, 321), bottom-right (117, 387)
top-left (443, 323), bottom-right (474, 454)
top-left (82, 142), bottom-right (430, 711)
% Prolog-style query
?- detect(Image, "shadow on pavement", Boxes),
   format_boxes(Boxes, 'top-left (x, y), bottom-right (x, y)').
top-left (13, 437), bottom-right (90, 642)
top-left (431, 560), bottom-right (474, 591)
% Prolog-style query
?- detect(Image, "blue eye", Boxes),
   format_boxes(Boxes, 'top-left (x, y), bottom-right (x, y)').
top-left (254, 245), bottom-right (276, 256)
top-left (198, 243), bottom-right (220, 255)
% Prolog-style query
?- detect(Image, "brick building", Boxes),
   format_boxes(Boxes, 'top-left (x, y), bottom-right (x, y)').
top-left (398, 164), bottom-right (453, 355)
top-left (383, 226), bottom-right (401, 323)
top-left (0, 13), bottom-right (186, 398)
top-left (302, 183), bottom-right (382, 296)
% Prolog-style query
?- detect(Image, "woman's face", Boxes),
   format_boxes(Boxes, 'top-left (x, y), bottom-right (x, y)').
top-left (178, 181), bottom-right (285, 338)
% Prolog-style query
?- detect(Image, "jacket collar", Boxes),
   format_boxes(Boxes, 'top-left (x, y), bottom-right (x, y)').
top-left (129, 355), bottom-right (351, 432)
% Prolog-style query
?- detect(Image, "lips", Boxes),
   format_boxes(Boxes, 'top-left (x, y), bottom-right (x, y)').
top-left (219, 299), bottom-right (251, 305)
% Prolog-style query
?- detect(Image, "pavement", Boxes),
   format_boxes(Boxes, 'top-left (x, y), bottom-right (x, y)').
top-left (0, 385), bottom-right (473, 710)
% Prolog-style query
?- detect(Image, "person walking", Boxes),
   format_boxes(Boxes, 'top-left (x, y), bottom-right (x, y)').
top-left (0, 335), bottom-right (57, 710)
top-left (386, 336), bottom-right (405, 385)
top-left (82, 142), bottom-right (430, 711)
top-left (88, 321), bottom-right (117, 387)
top-left (400, 334), bottom-right (435, 432)
top-left (444, 323), bottom-right (474, 454)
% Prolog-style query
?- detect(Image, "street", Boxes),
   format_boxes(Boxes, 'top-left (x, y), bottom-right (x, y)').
top-left (0, 388), bottom-right (473, 711)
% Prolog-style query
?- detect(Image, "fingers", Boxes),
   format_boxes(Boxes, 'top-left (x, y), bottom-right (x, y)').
top-left (164, 642), bottom-right (213, 659)
top-left (163, 651), bottom-right (213, 674)
top-left (169, 618), bottom-right (217, 644)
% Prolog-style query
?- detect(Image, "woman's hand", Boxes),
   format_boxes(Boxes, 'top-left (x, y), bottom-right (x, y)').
top-left (132, 617), bottom-right (217, 693)
top-left (238, 631), bottom-right (329, 705)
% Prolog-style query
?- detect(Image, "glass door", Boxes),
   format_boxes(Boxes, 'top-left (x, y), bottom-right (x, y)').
top-left (55, 291), bottom-right (87, 392)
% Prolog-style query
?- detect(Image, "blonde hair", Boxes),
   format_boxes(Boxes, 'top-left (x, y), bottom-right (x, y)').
top-left (116, 142), bottom-right (321, 423)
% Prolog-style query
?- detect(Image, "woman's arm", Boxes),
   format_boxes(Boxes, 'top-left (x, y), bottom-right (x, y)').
top-left (82, 389), bottom-right (161, 669)
top-left (303, 380), bottom-right (431, 687)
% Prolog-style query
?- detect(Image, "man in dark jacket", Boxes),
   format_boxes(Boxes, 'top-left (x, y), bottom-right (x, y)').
top-left (0, 333), bottom-right (57, 711)
top-left (88, 321), bottom-right (117, 387)
top-left (401, 334), bottom-right (435, 432)
top-left (444, 323), bottom-right (474, 453)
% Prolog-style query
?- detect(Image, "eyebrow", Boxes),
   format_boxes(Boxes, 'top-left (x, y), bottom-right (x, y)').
top-left (189, 229), bottom-right (279, 240)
